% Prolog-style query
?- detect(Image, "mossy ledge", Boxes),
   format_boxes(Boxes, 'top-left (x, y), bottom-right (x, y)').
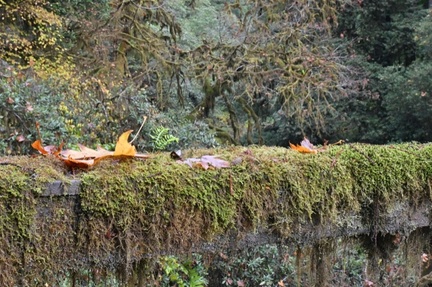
top-left (1, 143), bottom-right (432, 285)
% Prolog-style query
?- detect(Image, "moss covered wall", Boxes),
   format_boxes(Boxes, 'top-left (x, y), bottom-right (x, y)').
top-left (1, 143), bottom-right (432, 286)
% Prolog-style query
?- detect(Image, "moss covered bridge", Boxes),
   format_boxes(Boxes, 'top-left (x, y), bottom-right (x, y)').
top-left (1, 143), bottom-right (432, 286)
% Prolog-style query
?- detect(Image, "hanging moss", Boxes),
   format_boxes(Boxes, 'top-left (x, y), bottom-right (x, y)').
top-left (1, 143), bottom-right (432, 285)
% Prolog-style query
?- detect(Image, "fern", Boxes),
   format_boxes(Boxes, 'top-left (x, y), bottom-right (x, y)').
top-left (149, 126), bottom-right (179, 151)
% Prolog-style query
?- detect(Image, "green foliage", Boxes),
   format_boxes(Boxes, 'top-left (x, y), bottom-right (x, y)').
top-left (149, 126), bottom-right (179, 151)
top-left (159, 254), bottom-right (208, 287)
top-left (0, 63), bottom-right (77, 154)
top-left (337, 0), bottom-right (423, 67)
top-left (212, 244), bottom-right (295, 287)
top-left (1, 0), bottom-right (431, 150)
top-left (328, 0), bottom-right (432, 143)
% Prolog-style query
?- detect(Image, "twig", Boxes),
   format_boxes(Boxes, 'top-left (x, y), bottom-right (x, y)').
top-left (129, 116), bottom-right (147, 144)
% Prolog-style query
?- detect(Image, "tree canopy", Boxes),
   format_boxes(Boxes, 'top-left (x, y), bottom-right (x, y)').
top-left (1, 0), bottom-right (431, 154)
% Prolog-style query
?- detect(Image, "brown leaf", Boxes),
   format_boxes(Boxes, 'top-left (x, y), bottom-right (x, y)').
top-left (16, 134), bottom-right (25, 143)
top-left (180, 155), bottom-right (230, 169)
top-left (201, 155), bottom-right (230, 168)
top-left (61, 144), bottom-right (113, 160)
top-left (32, 129), bottom-right (149, 169)
top-left (25, 102), bottom-right (33, 112)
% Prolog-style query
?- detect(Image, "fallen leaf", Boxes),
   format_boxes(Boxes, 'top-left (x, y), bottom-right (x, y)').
top-left (16, 134), bottom-right (25, 142)
top-left (32, 130), bottom-right (150, 169)
top-left (289, 138), bottom-right (318, 154)
top-left (289, 137), bottom-right (336, 154)
top-left (201, 155), bottom-right (231, 168)
top-left (31, 140), bottom-right (63, 156)
top-left (114, 130), bottom-right (136, 156)
top-left (25, 102), bottom-right (33, 112)
top-left (180, 155), bottom-right (230, 169)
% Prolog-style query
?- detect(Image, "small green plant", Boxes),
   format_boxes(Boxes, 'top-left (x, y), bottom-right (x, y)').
top-left (149, 126), bottom-right (179, 151)
top-left (159, 254), bottom-right (208, 287)
top-left (211, 244), bottom-right (296, 287)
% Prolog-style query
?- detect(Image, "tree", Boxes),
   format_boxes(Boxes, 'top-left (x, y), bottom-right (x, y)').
top-left (330, 0), bottom-right (431, 143)
top-left (176, 0), bottom-right (357, 145)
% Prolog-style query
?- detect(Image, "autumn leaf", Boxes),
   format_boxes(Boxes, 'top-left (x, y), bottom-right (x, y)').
top-left (113, 130), bottom-right (136, 156)
top-left (289, 137), bottom-right (343, 154)
top-left (180, 155), bottom-right (230, 170)
top-left (31, 140), bottom-right (64, 156)
top-left (32, 130), bottom-right (149, 168)
top-left (31, 140), bottom-right (49, 155)
top-left (16, 134), bottom-right (26, 143)
top-left (289, 137), bottom-right (318, 154)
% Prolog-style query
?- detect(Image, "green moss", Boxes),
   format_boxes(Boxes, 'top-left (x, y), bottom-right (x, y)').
top-left (1, 143), bottom-right (432, 285)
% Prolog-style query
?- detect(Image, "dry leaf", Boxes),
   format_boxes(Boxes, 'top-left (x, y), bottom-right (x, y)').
top-left (114, 130), bottom-right (136, 156)
top-left (289, 137), bottom-right (318, 154)
top-left (16, 134), bottom-right (25, 142)
top-left (25, 102), bottom-right (33, 112)
top-left (289, 137), bottom-right (334, 154)
top-left (32, 130), bottom-right (149, 168)
top-left (180, 155), bottom-right (230, 170)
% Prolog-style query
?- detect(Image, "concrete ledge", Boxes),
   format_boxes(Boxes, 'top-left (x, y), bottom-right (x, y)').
top-left (42, 179), bottom-right (81, 196)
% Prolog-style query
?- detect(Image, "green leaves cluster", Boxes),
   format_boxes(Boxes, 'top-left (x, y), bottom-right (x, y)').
top-left (159, 254), bottom-right (208, 287)
top-left (149, 126), bottom-right (179, 151)
top-left (329, 0), bottom-right (432, 143)
top-left (2, 0), bottom-right (432, 153)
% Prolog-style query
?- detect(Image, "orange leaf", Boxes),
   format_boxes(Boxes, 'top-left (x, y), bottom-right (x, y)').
top-left (114, 130), bottom-right (136, 157)
top-left (31, 139), bottom-right (49, 155)
top-left (32, 126), bottom-right (149, 169)
top-left (289, 142), bottom-right (317, 154)
top-left (31, 140), bottom-right (63, 155)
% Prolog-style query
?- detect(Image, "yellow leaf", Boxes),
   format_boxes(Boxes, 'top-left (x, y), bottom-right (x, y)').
top-left (114, 130), bottom-right (136, 156)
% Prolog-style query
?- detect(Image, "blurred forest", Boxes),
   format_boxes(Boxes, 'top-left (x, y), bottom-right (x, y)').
top-left (1, 0), bottom-right (431, 154)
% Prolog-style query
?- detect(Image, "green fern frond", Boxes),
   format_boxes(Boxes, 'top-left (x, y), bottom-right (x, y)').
top-left (149, 126), bottom-right (179, 150)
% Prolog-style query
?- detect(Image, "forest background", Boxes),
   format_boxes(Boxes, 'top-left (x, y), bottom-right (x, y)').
top-left (1, 0), bottom-right (432, 154)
